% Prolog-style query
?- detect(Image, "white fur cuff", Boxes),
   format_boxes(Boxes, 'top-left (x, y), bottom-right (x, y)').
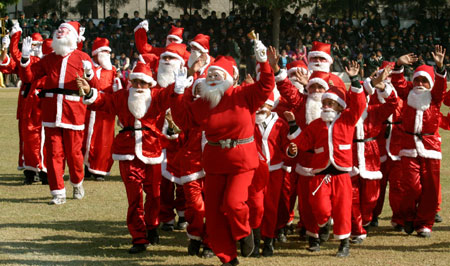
top-left (391, 66), bottom-right (404, 74)
top-left (351, 86), bottom-right (364, 94)
top-left (83, 88), bottom-right (98, 105)
top-left (378, 82), bottom-right (393, 99)
top-left (275, 68), bottom-right (287, 83)
top-left (363, 77), bottom-right (375, 95)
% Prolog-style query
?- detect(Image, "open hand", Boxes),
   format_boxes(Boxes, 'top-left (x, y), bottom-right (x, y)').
top-left (397, 53), bottom-right (418, 66)
top-left (345, 60), bottom-right (360, 77)
top-left (432, 45), bottom-right (446, 69)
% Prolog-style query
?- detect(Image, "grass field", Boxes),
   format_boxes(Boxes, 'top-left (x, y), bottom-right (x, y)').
top-left (0, 88), bottom-right (449, 266)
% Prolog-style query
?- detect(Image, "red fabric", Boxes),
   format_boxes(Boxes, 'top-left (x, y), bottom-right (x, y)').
top-left (276, 170), bottom-right (295, 230)
top-left (159, 178), bottom-right (186, 223)
top-left (297, 174), bottom-right (320, 237)
top-left (134, 27), bottom-right (165, 56)
top-left (260, 169), bottom-right (285, 239)
top-left (351, 175), bottom-right (380, 237)
top-left (248, 159), bottom-right (269, 229)
top-left (183, 179), bottom-right (207, 241)
top-left (119, 159), bottom-right (161, 244)
top-left (372, 162), bottom-right (388, 219)
top-left (45, 127), bottom-right (84, 192)
top-left (384, 158), bottom-right (405, 226)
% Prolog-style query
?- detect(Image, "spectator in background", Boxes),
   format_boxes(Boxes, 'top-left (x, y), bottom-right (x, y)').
top-left (120, 12), bottom-right (130, 31)
top-left (130, 11), bottom-right (143, 30)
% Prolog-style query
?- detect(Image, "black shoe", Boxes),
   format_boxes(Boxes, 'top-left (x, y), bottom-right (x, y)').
top-left (147, 228), bottom-right (160, 245)
top-left (175, 217), bottom-right (188, 230)
top-left (277, 229), bottom-right (288, 243)
top-left (84, 165), bottom-right (92, 178)
top-left (435, 213), bottom-right (443, 223)
top-left (222, 258), bottom-right (239, 266)
top-left (200, 246), bottom-right (215, 258)
top-left (363, 225), bottom-right (370, 233)
top-left (370, 217), bottom-right (379, 227)
top-left (23, 170), bottom-right (36, 185)
top-left (285, 224), bottom-right (295, 235)
top-left (350, 236), bottom-right (364, 244)
top-left (307, 237), bottom-right (320, 252)
top-left (404, 221), bottom-right (414, 235)
top-left (239, 230), bottom-right (254, 257)
top-left (39, 171), bottom-right (48, 185)
top-left (161, 222), bottom-right (174, 232)
top-left (250, 228), bottom-right (261, 257)
top-left (128, 243), bottom-right (147, 254)
top-left (262, 238), bottom-right (274, 257)
top-left (298, 226), bottom-right (307, 241)
top-left (94, 174), bottom-right (105, 181)
top-left (336, 238), bottom-right (350, 257)
top-left (188, 239), bottom-right (202, 256)
top-left (319, 221), bottom-right (330, 243)
top-left (393, 224), bottom-right (404, 232)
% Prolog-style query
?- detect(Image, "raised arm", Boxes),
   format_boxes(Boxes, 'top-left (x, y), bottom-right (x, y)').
top-left (431, 45), bottom-right (447, 106)
top-left (134, 20), bottom-right (165, 57)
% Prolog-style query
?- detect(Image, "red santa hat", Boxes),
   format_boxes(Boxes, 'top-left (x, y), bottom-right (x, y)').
top-left (380, 61), bottom-right (395, 70)
top-left (190, 34), bottom-right (210, 53)
top-left (42, 38), bottom-right (53, 55)
top-left (91, 37), bottom-right (112, 56)
top-left (322, 86), bottom-right (347, 109)
top-left (59, 21), bottom-right (85, 43)
top-left (308, 41), bottom-right (333, 64)
top-left (160, 43), bottom-right (188, 65)
top-left (413, 64), bottom-right (435, 88)
top-left (129, 62), bottom-right (157, 87)
top-left (287, 60), bottom-right (308, 76)
top-left (306, 71), bottom-right (330, 92)
top-left (167, 25), bottom-right (184, 43)
top-left (208, 56), bottom-right (235, 82)
top-left (31, 33), bottom-right (43, 44)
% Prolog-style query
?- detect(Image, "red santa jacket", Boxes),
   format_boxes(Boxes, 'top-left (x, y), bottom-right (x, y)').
top-left (171, 61), bottom-right (275, 174)
top-left (291, 86), bottom-right (366, 173)
top-left (351, 84), bottom-right (398, 179)
top-left (84, 85), bottom-right (172, 164)
top-left (391, 67), bottom-right (447, 159)
top-left (255, 112), bottom-right (291, 172)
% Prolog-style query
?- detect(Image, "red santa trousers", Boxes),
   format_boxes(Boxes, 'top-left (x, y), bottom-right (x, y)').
top-left (400, 156), bottom-right (440, 232)
top-left (21, 116), bottom-right (45, 172)
top-left (260, 168), bottom-right (285, 239)
top-left (204, 170), bottom-right (254, 264)
top-left (44, 127), bottom-right (84, 195)
top-left (159, 178), bottom-right (186, 223)
top-left (309, 173), bottom-right (352, 239)
top-left (183, 178), bottom-right (208, 243)
top-left (383, 158), bottom-right (405, 226)
top-left (276, 170), bottom-right (295, 230)
top-left (297, 174), bottom-right (320, 238)
top-left (372, 161), bottom-right (388, 220)
top-left (119, 158), bottom-right (161, 244)
top-left (248, 160), bottom-right (269, 229)
top-left (351, 175), bottom-right (380, 237)
top-left (17, 118), bottom-right (24, 169)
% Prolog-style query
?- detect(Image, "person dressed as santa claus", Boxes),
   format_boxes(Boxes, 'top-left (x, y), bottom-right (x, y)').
top-left (170, 36), bottom-right (274, 266)
top-left (20, 21), bottom-right (97, 204)
top-left (82, 37), bottom-right (122, 181)
top-left (187, 34), bottom-right (214, 80)
top-left (288, 61), bottom-right (366, 257)
top-left (78, 62), bottom-right (174, 253)
top-left (391, 45), bottom-right (447, 238)
top-left (134, 20), bottom-right (184, 57)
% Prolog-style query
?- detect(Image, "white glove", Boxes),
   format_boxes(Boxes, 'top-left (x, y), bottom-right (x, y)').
top-left (10, 23), bottom-right (22, 36)
top-left (134, 20), bottom-right (149, 33)
top-left (82, 60), bottom-right (94, 79)
top-left (2, 35), bottom-right (10, 50)
top-left (174, 67), bottom-right (193, 94)
top-left (21, 36), bottom-right (32, 59)
top-left (254, 40), bottom-right (267, 63)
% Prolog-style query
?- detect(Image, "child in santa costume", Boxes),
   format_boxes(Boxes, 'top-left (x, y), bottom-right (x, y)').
top-left (78, 62), bottom-right (173, 253)
top-left (134, 20), bottom-right (184, 57)
top-left (288, 61), bottom-right (366, 257)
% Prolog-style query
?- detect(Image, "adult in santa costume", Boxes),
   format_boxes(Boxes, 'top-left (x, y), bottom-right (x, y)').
top-left (170, 36), bottom-right (273, 265)
top-left (82, 37), bottom-right (122, 181)
top-left (391, 45), bottom-right (447, 238)
top-left (134, 20), bottom-right (184, 57)
top-left (288, 61), bottom-right (366, 257)
top-left (186, 34), bottom-right (215, 80)
top-left (20, 21), bottom-right (97, 204)
top-left (78, 62), bottom-right (173, 253)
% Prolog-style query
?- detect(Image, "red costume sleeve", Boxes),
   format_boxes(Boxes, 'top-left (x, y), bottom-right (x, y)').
top-left (134, 27), bottom-right (164, 57)
top-left (241, 61), bottom-right (275, 113)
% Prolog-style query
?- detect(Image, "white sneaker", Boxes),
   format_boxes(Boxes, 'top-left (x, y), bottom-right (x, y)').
top-left (73, 185), bottom-right (85, 200)
top-left (49, 195), bottom-right (66, 205)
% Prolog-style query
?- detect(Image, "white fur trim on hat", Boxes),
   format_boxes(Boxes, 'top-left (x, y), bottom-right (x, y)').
top-left (322, 92), bottom-right (347, 109)
top-left (92, 46), bottom-right (111, 56)
top-left (306, 77), bottom-right (329, 92)
top-left (413, 70), bottom-right (434, 88)
top-left (167, 34), bottom-right (182, 43)
top-left (287, 67), bottom-right (308, 76)
top-left (60, 23), bottom-right (78, 37)
top-left (208, 65), bottom-right (233, 82)
top-left (160, 51), bottom-right (184, 65)
top-left (129, 73), bottom-right (157, 87)
top-left (190, 41), bottom-right (208, 53)
top-left (275, 68), bottom-right (287, 83)
top-left (308, 51), bottom-right (333, 64)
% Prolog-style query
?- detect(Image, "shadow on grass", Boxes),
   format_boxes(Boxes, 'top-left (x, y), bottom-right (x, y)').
top-left (0, 174), bottom-right (26, 186)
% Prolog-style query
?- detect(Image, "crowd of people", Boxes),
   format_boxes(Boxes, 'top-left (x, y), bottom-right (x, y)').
top-left (0, 7), bottom-right (448, 266)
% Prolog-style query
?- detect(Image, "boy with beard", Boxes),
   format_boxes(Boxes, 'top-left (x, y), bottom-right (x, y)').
top-left (187, 34), bottom-right (214, 80)
top-left (83, 37), bottom-right (122, 181)
top-left (78, 62), bottom-right (174, 253)
top-left (392, 45), bottom-right (447, 238)
top-left (287, 61), bottom-right (366, 257)
top-left (20, 21), bottom-right (97, 204)
top-left (170, 37), bottom-right (273, 266)
top-left (134, 20), bottom-right (184, 57)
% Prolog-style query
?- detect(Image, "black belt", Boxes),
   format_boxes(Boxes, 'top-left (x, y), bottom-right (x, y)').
top-left (119, 126), bottom-right (150, 134)
top-left (383, 121), bottom-right (402, 125)
top-left (316, 165), bottom-right (347, 176)
top-left (353, 136), bottom-right (377, 143)
top-left (207, 136), bottom-right (254, 149)
top-left (38, 88), bottom-right (80, 98)
top-left (405, 131), bottom-right (433, 140)
top-left (383, 120), bottom-right (402, 139)
top-left (22, 83), bottom-right (32, 98)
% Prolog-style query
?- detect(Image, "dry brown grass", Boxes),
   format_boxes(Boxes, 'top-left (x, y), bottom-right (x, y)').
top-left (0, 88), bottom-right (449, 266)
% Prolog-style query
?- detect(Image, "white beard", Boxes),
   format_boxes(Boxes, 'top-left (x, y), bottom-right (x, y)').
top-left (98, 52), bottom-right (112, 70)
top-left (128, 87), bottom-right (151, 119)
top-left (308, 62), bottom-right (331, 73)
top-left (407, 86), bottom-right (432, 111)
top-left (305, 93), bottom-right (323, 124)
top-left (157, 59), bottom-right (182, 88)
top-left (200, 78), bottom-right (233, 108)
top-left (321, 107), bottom-right (338, 122)
top-left (290, 77), bottom-right (305, 93)
top-left (255, 113), bottom-right (267, 124)
top-left (187, 50), bottom-right (202, 68)
top-left (51, 31), bottom-right (77, 56)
